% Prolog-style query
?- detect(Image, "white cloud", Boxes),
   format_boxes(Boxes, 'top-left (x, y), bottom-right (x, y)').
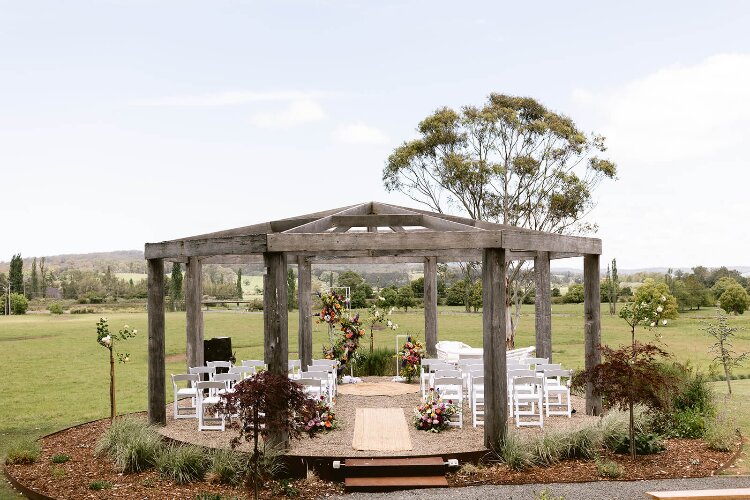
top-left (572, 53), bottom-right (750, 268)
top-left (130, 90), bottom-right (328, 107)
top-left (249, 99), bottom-right (328, 129)
top-left (331, 121), bottom-right (389, 145)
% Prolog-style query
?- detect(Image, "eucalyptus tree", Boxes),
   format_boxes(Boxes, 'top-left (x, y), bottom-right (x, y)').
top-left (383, 94), bottom-right (616, 346)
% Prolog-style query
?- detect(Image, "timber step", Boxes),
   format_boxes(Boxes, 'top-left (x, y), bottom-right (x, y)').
top-left (343, 456), bottom-right (449, 492)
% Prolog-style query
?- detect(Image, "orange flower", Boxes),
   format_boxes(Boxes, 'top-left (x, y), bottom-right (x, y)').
top-left (325, 421), bottom-right (332, 428)
top-left (346, 333), bottom-right (353, 339)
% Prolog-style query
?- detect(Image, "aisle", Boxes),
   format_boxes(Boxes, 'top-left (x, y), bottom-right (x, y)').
top-left (352, 407), bottom-right (413, 451)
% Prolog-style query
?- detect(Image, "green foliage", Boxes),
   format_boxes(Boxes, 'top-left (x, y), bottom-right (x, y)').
top-left (51, 465), bottom-right (66, 479)
top-left (551, 287), bottom-right (561, 297)
top-left (667, 408), bottom-right (705, 438)
top-left (712, 276), bottom-right (741, 301)
top-left (396, 285), bottom-right (416, 311)
top-left (95, 417), bottom-right (162, 472)
top-left (272, 478), bottom-right (299, 497)
top-left (702, 314), bottom-right (748, 394)
top-left (704, 409), bottom-right (738, 452)
top-left (498, 431), bottom-right (532, 470)
top-left (534, 488), bottom-right (566, 500)
top-left (5, 440), bottom-right (40, 465)
top-left (633, 279), bottom-right (679, 320)
top-left (612, 432), bottom-right (665, 455)
top-left (51, 453), bottom-right (70, 464)
top-left (10, 293), bottom-right (28, 314)
top-left (563, 284), bottom-right (584, 304)
top-left (380, 287), bottom-right (397, 307)
top-left (410, 277), bottom-right (424, 296)
top-left (170, 262), bottom-right (183, 306)
top-left (286, 268), bottom-right (296, 310)
top-left (208, 449), bottom-right (248, 486)
top-left (719, 284), bottom-right (750, 315)
top-left (48, 302), bottom-right (63, 314)
top-left (446, 280), bottom-right (469, 306)
top-left (89, 480), bottom-right (113, 490)
top-left (353, 348), bottom-right (394, 376)
top-left (156, 444), bottom-right (209, 484)
top-left (595, 457), bottom-right (623, 478)
top-left (9, 253), bottom-right (23, 295)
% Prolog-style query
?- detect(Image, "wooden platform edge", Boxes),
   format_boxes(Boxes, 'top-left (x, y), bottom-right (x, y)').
top-left (645, 488), bottom-right (750, 499)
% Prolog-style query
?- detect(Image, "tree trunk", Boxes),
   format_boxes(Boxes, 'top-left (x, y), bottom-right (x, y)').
top-left (723, 352), bottom-right (732, 395)
top-left (110, 348), bottom-right (116, 421)
top-left (629, 401), bottom-right (635, 460)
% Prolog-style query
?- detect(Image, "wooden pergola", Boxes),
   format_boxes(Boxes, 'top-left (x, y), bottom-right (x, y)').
top-left (144, 201), bottom-right (602, 450)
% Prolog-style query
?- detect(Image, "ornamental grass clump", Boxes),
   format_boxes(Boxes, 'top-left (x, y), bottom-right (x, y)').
top-left (207, 449), bottom-right (248, 486)
top-left (704, 408), bottom-right (739, 452)
top-left (155, 444), bottom-right (209, 484)
top-left (95, 417), bottom-right (161, 473)
top-left (413, 390), bottom-right (458, 432)
top-left (5, 440), bottom-right (41, 465)
top-left (498, 432), bottom-right (532, 470)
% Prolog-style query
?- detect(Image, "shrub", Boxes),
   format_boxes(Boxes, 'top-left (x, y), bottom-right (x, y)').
top-left (667, 408), bottom-right (705, 438)
top-left (5, 441), bottom-right (41, 465)
top-left (48, 302), bottom-right (64, 314)
top-left (353, 347), bottom-right (395, 376)
top-left (208, 449), bottom-right (248, 485)
top-left (669, 364), bottom-right (713, 413)
top-left (9, 293), bottom-right (28, 314)
top-left (705, 410), bottom-right (738, 452)
top-left (272, 478), bottom-right (299, 497)
top-left (51, 453), bottom-right (70, 464)
top-left (613, 432), bottom-right (665, 455)
top-left (70, 306), bottom-right (95, 314)
top-left (89, 480), bottom-right (112, 490)
top-left (595, 457), bottom-right (623, 478)
top-left (95, 418), bottom-right (162, 472)
top-left (156, 444), bottom-right (209, 484)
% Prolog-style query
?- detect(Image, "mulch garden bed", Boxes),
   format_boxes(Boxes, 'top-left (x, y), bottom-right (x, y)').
top-left (5, 419), bottom-right (742, 499)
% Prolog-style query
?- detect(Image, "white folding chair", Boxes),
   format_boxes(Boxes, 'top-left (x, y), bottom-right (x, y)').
top-left (228, 365), bottom-right (255, 379)
top-left (433, 376), bottom-right (463, 427)
top-left (507, 369), bottom-right (536, 416)
top-left (306, 365), bottom-right (335, 403)
top-left (513, 374), bottom-right (544, 428)
top-left (207, 360), bottom-right (233, 370)
top-left (288, 360), bottom-right (302, 379)
top-left (196, 381), bottom-right (226, 431)
top-left (189, 366), bottom-right (216, 381)
top-left (535, 363), bottom-right (562, 373)
top-left (171, 374), bottom-right (199, 420)
top-left (214, 372), bottom-right (242, 394)
top-left (543, 369), bottom-right (573, 417)
top-left (471, 375), bottom-right (484, 427)
top-left (422, 361), bottom-right (452, 397)
top-left (297, 377), bottom-right (324, 401)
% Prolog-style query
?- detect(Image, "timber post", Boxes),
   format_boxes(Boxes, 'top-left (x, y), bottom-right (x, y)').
top-left (534, 251), bottom-right (552, 361)
top-left (482, 247), bottom-right (508, 451)
top-left (424, 256), bottom-right (438, 356)
top-left (297, 256), bottom-right (313, 369)
top-left (185, 257), bottom-right (204, 370)
top-left (584, 253), bottom-right (602, 415)
top-left (147, 258), bottom-right (166, 425)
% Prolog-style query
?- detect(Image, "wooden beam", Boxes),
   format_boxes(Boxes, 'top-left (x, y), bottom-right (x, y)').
top-left (266, 231), bottom-right (503, 253)
top-left (424, 257), bottom-right (438, 357)
top-left (331, 214), bottom-right (423, 228)
top-left (263, 252), bottom-right (289, 448)
top-left (389, 226), bottom-right (406, 232)
top-left (145, 234), bottom-right (267, 260)
top-left (483, 247), bottom-right (507, 451)
top-left (147, 258), bottom-right (166, 426)
top-left (185, 257), bottom-right (204, 370)
top-left (332, 226), bottom-right (350, 233)
top-left (534, 251), bottom-right (552, 361)
top-left (297, 256), bottom-right (313, 369)
top-left (503, 231), bottom-right (602, 255)
top-left (584, 253), bottom-right (602, 416)
top-left (284, 202), bottom-right (372, 234)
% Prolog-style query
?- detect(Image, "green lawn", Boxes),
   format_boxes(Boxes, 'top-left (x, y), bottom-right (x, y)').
top-left (1, 304), bottom-right (749, 498)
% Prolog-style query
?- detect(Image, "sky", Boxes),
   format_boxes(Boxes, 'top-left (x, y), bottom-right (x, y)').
top-left (2, 1), bottom-right (750, 270)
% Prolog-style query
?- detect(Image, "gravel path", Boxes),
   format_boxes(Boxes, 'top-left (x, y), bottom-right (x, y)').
top-left (331, 476), bottom-right (750, 499)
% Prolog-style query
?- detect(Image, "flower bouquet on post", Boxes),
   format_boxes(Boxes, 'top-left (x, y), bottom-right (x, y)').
top-left (413, 389), bottom-right (458, 432)
top-left (322, 313), bottom-right (364, 379)
top-left (398, 336), bottom-right (424, 383)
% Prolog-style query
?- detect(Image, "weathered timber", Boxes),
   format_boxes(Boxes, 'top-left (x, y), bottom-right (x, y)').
top-left (185, 257), bottom-right (204, 369)
top-left (263, 252), bottom-right (289, 449)
top-left (147, 258), bottom-right (166, 425)
top-left (584, 253), bottom-right (602, 415)
top-left (330, 214), bottom-right (423, 228)
top-left (297, 256), bottom-right (313, 369)
top-left (285, 202), bottom-right (372, 234)
top-left (389, 226), bottom-right (406, 232)
top-left (266, 231), bottom-right (503, 253)
top-left (534, 251), bottom-right (552, 361)
top-left (483, 247), bottom-right (507, 451)
top-left (332, 226), bottom-right (351, 233)
top-left (424, 256), bottom-right (438, 357)
top-left (504, 231), bottom-right (602, 255)
top-left (145, 234), bottom-right (267, 259)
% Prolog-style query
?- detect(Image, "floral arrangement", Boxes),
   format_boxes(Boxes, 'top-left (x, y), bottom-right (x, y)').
top-left (300, 395), bottom-right (337, 436)
top-left (398, 336), bottom-right (425, 383)
top-left (414, 389), bottom-right (458, 432)
top-left (323, 313), bottom-right (364, 374)
top-left (96, 317), bottom-right (137, 421)
top-left (317, 291), bottom-right (346, 325)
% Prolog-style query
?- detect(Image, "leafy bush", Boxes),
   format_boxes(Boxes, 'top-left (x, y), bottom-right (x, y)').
top-left (70, 306), bottom-right (95, 314)
top-left (208, 449), bottom-right (248, 485)
top-left (9, 293), bottom-right (28, 314)
top-left (704, 410), bottom-right (738, 452)
top-left (5, 440), bottom-right (41, 465)
top-left (156, 444), bottom-right (209, 484)
top-left (48, 302), bottom-right (64, 314)
top-left (613, 432), bottom-right (665, 455)
top-left (595, 457), bottom-right (623, 478)
top-left (51, 453), bottom-right (70, 464)
top-left (89, 480), bottom-right (112, 490)
top-left (353, 348), bottom-right (395, 376)
top-left (669, 364), bottom-right (713, 413)
top-left (668, 408), bottom-right (705, 438)
top-left (95, 418), bottom-right (162, 472)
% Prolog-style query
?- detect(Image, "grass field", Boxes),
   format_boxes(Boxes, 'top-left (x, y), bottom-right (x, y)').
top-left (1, 304), bottom-right (749, 498)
